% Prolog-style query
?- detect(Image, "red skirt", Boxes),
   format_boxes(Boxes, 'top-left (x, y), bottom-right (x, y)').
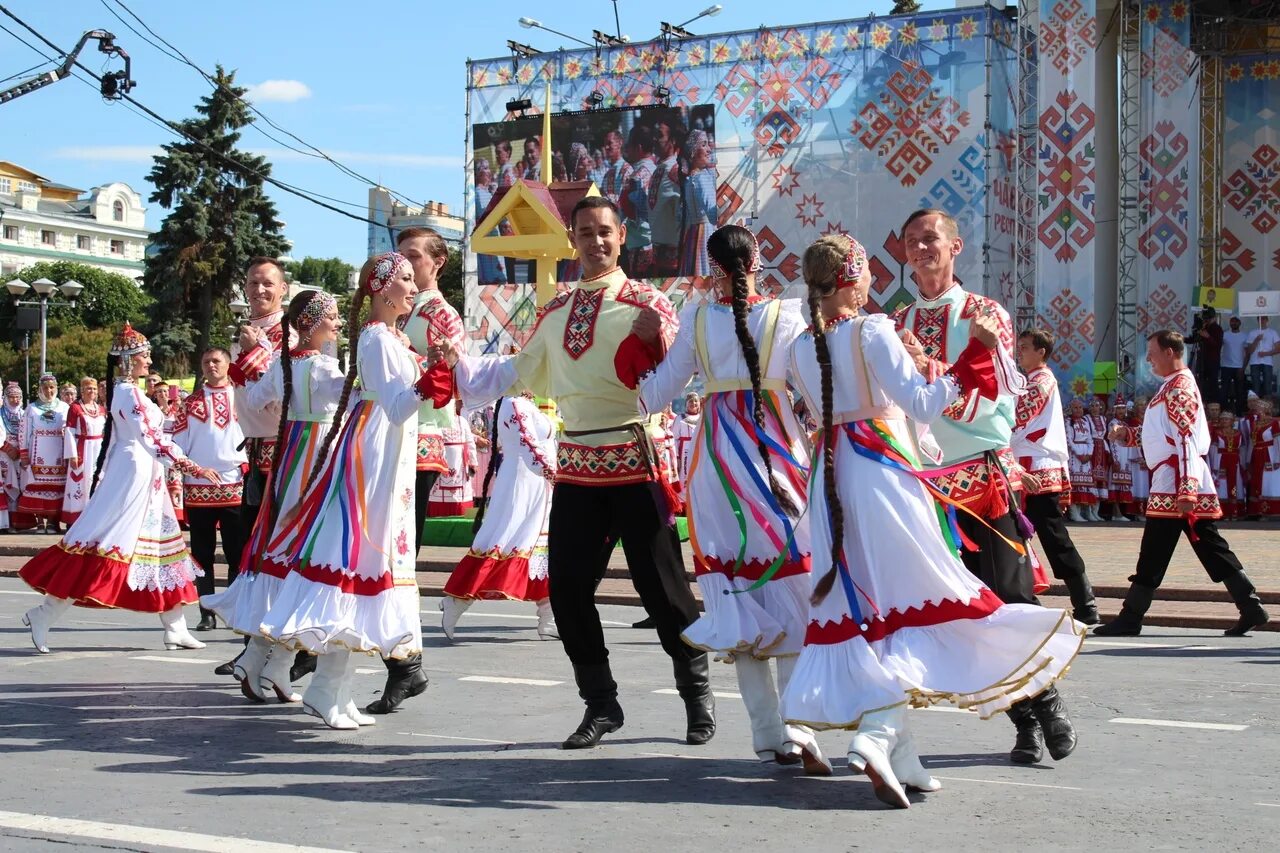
top-left (19, 544), bottom-right (199, 612)
top-left (444, 552), bottom-right (548, 602)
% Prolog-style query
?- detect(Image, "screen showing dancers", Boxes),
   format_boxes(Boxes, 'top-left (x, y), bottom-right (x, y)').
top-left (472, 104), bottom-right (718, 282)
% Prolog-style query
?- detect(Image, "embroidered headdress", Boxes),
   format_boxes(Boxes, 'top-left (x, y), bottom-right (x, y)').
top-left (38, 372), bottom-right (56, 384)
top-left (834, 237), bottom-right (869, 291)
top-left (110, 322), bottom-right (150, 357)
top-left (366, 252), bottom-right (409, 294)
top-left (708, 229), bottom-right (763, 281)
top-left (297, 291), bottom-right (338, 335)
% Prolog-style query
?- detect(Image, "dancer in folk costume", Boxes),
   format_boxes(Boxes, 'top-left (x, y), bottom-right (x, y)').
top-left (61, 377), bottom-right (106, 527)
top-left (1012, 330), bottom-right (1098, 624)
top-left (18, 324), bottom-right (218, 653)
top-left (782, 234), bottom-right (1083, 809)
top-left (1246, 399), bottom-right (1279, 517)
top-left (259, 253), bottom-right (437, 730)
top-left (153, 388), bottom-right (186, 528)
top-left (638, 225), bottom-right (829, 772)
top-left (1, 382), bottom-right (26, 530)
top-left (204, 290), bottom-right (344, 704)
top-left (468, 402), bottom-right (495, 502)
top-left (1107, 396), bottom-right (1135, 518)
top-left (1128, 397), bottom-right (1150, 517)
top-left (426, 400), bottom-right (476, 516)
top-left (1085, 397), bottom-right (1110, 520)
top-left (1095, 331), bottom-right (1270, 638)
top-left (174, 348), bottom-right (248, 632)
top-left (890, 209), bottom-right (1079, 768)
top-left (670, 392), bottom-right (702, 488)
top-left (1065, 398), bottom-right (1096, 522)
top-left (1211, 411), bottom-right (1246, 520)
top-left (677, 130), bottom-right (718, 277)
top-left (19, 374), bottom-right (71, 534)
top-left (426, 197), bottom-right (714, 751)
top-left (441, 391), bottom-right (558, 641)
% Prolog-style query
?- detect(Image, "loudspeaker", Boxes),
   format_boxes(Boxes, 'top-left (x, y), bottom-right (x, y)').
top-left (14, 306), bottom-right (40, 332)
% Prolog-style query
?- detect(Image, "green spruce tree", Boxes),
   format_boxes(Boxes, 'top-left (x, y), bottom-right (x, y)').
top-left (144, 66), bottom-right (289, 376)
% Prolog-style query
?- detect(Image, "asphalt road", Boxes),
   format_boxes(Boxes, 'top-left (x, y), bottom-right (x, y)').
top-left (1, 578), bottom-right (1278, 852)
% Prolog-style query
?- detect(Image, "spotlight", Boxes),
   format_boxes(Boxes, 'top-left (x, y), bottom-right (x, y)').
top-left (660, 22), bottom-right (695, 39)
top-left (588, 91), bottom-right (605, 107)
top-left (654, 85), bottom-right (671, 103)
top-left (593, 29), bottom-right (629, 47)
top-left (506, 97), bottom-right (533, 115)
top-left (506, 39), bottom-right (539, 57)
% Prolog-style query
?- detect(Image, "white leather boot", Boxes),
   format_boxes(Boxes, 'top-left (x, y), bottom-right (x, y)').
top-left (891, 711), bottom-right (941, 792)
top-left (1088, 504), bottom-right (1104, 522)
top-left (440, 596), bottom-right (471, 642)
top-left (340, 654), bottom-right (376, 726)
top-left (1067, 504), bottom-right (1084, 523)
top-left (233, 636), bottom-right (272, 702)
top-left (302, 651), bottom-right (358, 730)
top-left (22, 595), bottom-right (72, 654)
top-left (775, 655), bottom-right (833, 776)
top-left (535, 598), bottom-right (558, 640)
top-left (847, 706), bottom-right (910, 809)
top-left (258, 642), bottom-right (302, 703)
top-left (159, 606), bottom-right (206, 650)
top-left (734, 655), bottom-right (788, 762)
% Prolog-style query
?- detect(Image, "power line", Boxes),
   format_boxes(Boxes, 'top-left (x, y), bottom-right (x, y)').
top-left (105, 0), bottom-right (426, 211)
top-left (0, 55), bottom-right (56, 84)
top-left (0, 6), bottom-right (385, 228)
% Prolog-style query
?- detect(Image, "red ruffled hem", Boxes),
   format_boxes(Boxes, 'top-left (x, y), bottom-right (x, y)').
top-left (693, 554), bottom-right (810, 582)
top-left (18, 494), bottom-right (64, 517)
top-left (444, 553), bottom-right (549, 601)
top-left (18, 544), bottom-right (198, 612)
top-left (427, 500), bottom-right (473, 517)
top-left (805, 587), bottom-right (1004, 645)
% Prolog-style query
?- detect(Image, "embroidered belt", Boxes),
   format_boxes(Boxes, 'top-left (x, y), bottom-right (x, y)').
top-left (184, 481), bottom-right (245, 507)
top-left (832, 404), bottom-right (905, 424)
top-left (416, 433), bottom-right (447, 472)
top-left (556, 439), bottom-right (651, 486)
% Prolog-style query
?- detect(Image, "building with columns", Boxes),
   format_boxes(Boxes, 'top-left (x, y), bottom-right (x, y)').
top-left (0, 161), bottom-right (148, 279)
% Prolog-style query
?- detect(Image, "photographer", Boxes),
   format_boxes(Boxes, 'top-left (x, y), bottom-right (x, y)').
top-left (1191, 306), bottom-right (1223, 404)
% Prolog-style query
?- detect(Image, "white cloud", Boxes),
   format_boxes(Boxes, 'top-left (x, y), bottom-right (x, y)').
top-left (244, 80), bottom-right (312, 103)
top-left (251, 148), bottom-right (463, 169)
top-left (52, 145), bottom-right (161, 162)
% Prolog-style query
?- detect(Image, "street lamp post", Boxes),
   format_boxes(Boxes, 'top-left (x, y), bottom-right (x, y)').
top-left (6, 277), bottom-right (84, 375)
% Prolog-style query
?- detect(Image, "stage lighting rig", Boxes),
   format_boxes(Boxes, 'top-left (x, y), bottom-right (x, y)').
top-left (506, 97), bottom-right (533, 116)
top-left (593, 29), bottom-right (630, 47)
top-left (587, 91), bottom-right (605, 108)
top-left (506, 39), bottom-right (539, 58)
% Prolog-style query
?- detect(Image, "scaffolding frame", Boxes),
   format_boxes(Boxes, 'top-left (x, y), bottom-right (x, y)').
top-left (1014, 0), bottom-right (1039, 332)
top-left (1116, 1), bottom-right (1141, 393)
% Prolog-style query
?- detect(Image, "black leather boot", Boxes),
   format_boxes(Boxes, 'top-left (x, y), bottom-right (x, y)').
top-left (365, 653), bottom-right (429, 714)
top-left (1062, 575), bottom-right (1099, 625)
top-left (289, 650), bottom-right (317, 682)
top-left (1006, 700), bottom-right (1043, 764)
top-left (1222, 572), bottom-right (1270, 637)
top-left (563, 663), bottom-right (623, 749)
top-left (195, 611), bottom-right (217, 632)
top-left (1029, 685), bottom-right (1077, 761)
top-left (1093, 582), bottom-right (1156, 637)
top-left (673, 653), bottom-right (716, 745)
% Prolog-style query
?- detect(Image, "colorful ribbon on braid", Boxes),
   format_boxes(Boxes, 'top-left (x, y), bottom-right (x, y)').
top-left (693, 389), bottom-right (808, 594)
top-left (840, 418), bottom-right (1027, 558)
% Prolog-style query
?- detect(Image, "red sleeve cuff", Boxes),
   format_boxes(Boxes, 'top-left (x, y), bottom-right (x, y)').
top-left (945, 338), bottom-right (998, 401)
top-left (614, 333), bottom-right (664, 390)
top-left (414, 360), bottom-right (455, 408)
top-left (230, 346), bottom-right (269, 386)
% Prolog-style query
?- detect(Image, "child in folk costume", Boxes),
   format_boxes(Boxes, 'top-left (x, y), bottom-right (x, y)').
top-left (1106, 396), bottom-right (1134, 519)
top-left (781, 234), bottom-right (1084, 809)
top-left (1065, 398), bottom-right (1097, 522)
top-left (670, 392), bottom-right (702, 489)
top-left (1246, 399), bottom-right (1279, 517)
top-left (19, 374), bottom-right (70, 534)
top-left (204, 290), bottom-right (344, 704)
top-left (426, 399), bottom-right (476, 516)
top-left (61, 377), bottom-right (106, 527)
top-left (1086, 398), bottom-right (1110, 519)
top-left (1, 382), bottom-right (25, 530)
top-left (1212, 411), bottom-right (1246, 520)
top-left (259, 253), bottom-right (436, 730)
top-left (441, 391), bottom-right (558, 641)
top-left (18, 324), bottom-right (218, 653)
top-left (1128, 398), bottom-right (1150, 517)
top-left (638, 225), bottom-right (829, 772)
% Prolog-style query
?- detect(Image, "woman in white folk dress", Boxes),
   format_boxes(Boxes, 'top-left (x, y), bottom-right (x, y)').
top-left (259, 252), bottom-right (433, 730)
top-left (637, 224), bottom-right (829, 773)
top-left (440, 391), bottom-right (558, 640)
top-left (782, 234), bottom-right (1084, 809)
top-left (18, 323), bottom-right (218, 653)
top-left (203, 290), bottom-right (344, 703)
top-left (61, 376), bottom-right (107, 527)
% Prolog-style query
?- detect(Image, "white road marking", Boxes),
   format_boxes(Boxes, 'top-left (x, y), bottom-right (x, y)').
top-left (1086, 640), bottom-right (1222, 650)
top-left (919, 705), bottom-right (971, 714)
top-left (355, 667), bottom-right (382, 675)
top-left (0, 809), bottom-right (354, 853)
top-left (462, 609), bottom-right (630, 628)
top-left (933, 775), bottom-right (1084, 791)
top-left (653, 688), bottom-right (741, 700)
top-left (131, 655), bottom-right (223, 664)
top-left (400, 731), bottom-right (516, 745)
top-left (541, 778), bottom-right (670, 785)
top-left (459, 675), bottom-right (563, 687)
top-left (639, 751), bottom-right (704, 761)
top-left (1255, 803), bottom-right (1280, 808)
top-left (1110, 717), bottom-right (1248, 732)
top-left (0, 589), bottom-right (40, 596)
top-left (9, 651), bottom-right (129, 666)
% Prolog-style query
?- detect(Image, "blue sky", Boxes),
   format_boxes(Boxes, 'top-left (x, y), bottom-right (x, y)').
top-left (2, 0), bottom-right (888, 264)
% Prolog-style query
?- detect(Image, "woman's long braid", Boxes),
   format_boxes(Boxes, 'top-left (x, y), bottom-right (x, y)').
top-left (727, 262), bottom-right (800, 517)
top-left (306, 290), bottom-right (363, 491)
top-left (91, 353), bottom-right (116, 492)
top-left (471, 397), bottom-right (505, 535)
top-left (265, 307), bottom-right (295, 531)
top-left (807, 289), bottom-right (844, 606)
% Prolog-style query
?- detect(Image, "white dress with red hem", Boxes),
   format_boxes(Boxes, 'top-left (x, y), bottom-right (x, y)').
top-left (258, 324), bottom-right (422, 659)
top-left (638, 297), bottom-right (812, 660)
top-left (61, 401), bottom-right (106, 525)
top-left (18, 398), bottom-right (70, 520)
top-left (18, 381), bottom-right (202, 612)
top-left (781, 314), bottom-right (1084, 729)
top-left (444, 395), bottom-right (555, 601)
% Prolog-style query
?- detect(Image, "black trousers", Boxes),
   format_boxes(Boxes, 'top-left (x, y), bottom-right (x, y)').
top-left (1023, 492), bottom-right (1090, 584)
top-left (548, 482), bottom-right (700, 670)
top-left (957, 509), bottom-right (1037, 606)
top-left (1220, 366), bottom-right (1246, 414)
top-left (1131, 515), bottom-right (1244, 591)
top-left (190, 505), bottom-right (246, 615)
top-left (414, 470), bottom-right (441, 554)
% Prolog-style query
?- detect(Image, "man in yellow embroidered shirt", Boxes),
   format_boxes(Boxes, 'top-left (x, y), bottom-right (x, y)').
top-left (431, 196), bottom-right (713, 750)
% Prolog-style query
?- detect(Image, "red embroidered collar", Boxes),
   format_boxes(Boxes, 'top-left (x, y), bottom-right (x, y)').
top-left (714, 294), bottom-right (770, 307)
top-left (807, 312), bottom-right (858, 333)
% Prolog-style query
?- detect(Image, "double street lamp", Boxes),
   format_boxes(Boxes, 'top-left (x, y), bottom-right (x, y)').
top-left (5, 277), bottom-right (84, 375)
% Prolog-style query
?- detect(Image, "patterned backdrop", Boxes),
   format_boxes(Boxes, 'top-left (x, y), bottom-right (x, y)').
top-left (462, 6), bottom-right (1012, 354)
top-left (1135, 0), bottom-right (1199, 390)
top-left (1221, 54), bottom-right (1280, 302)
top-left (1034, 0), bottom-right (1099, 396)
